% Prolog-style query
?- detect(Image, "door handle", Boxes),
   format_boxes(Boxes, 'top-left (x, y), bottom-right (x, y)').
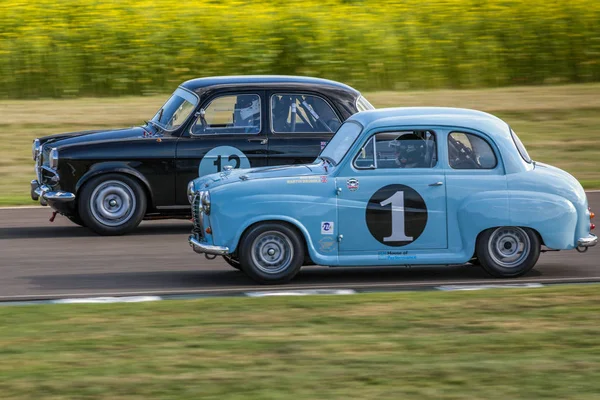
top-left (247, 138), bottom-right (268, 145)
top-left (429, 181), bottom-right (444, 186)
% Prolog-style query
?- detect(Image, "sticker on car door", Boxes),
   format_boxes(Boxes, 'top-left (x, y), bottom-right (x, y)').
top-left (199, 146), bottom-right (251, 176)
top-left (365, 184), bottom-right (428, 246)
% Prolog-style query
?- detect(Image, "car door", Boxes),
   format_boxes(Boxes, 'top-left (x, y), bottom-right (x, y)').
top-left (175, 91), bottom-right (269, 205)
top-left (267, 92), bottom-right (342, 166)
top-left (337, 129), bottom-right (448, 258)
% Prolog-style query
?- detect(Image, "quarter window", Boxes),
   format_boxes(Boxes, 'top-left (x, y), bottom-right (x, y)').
top-left (192, 94), bottom-right (261, 135)
top-left (271, 94), bottom-right (341, 133)
top-left (448, 132), bottom-right (497, 169)
top-left (354, 130), bottom-right (438, 169)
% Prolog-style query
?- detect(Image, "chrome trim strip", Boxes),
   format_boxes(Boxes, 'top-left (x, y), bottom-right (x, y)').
top-left (577, 234), bottom-right (598, 248)
top-left (188, 235), bottom-right (229, 255)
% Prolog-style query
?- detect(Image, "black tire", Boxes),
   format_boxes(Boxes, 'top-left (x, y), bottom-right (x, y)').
top-left (67, 213), bottom-right (86, 227)
top-left (469, 257), bottom-right (480, 266)
top-left (78, 173), bottom-right (147, 236)
top-left (223, 256), bottom-right (242, 270)
top-left (476, 226), bottom-right (541, 278)
top-left (239, 223), bottom-right (304, 284)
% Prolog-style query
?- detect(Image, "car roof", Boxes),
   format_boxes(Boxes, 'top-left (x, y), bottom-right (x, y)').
top-left (180, 75), bottom-right (360, 95)
top-left (349, 107), bottom-right (511, 138)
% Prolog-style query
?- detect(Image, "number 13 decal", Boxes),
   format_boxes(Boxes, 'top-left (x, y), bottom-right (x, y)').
top-left (366, 184), bottom-right (428, 246)
top-left (213, 154), bottom-right (241, 172)
top-left (199, 146), bottom-right (251, 176)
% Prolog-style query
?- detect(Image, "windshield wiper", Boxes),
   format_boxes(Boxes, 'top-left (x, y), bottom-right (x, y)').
top-left (146, 119), bottom-right (164, 134)
top-left (319, 156), bottom-right (336, 167)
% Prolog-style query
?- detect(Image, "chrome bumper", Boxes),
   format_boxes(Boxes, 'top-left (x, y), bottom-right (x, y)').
top-left (188, 235), bottom-right (229, 256)
top-left (31, 179), bottom-right (75, 205)
top-left (577, 234), bottom-right (598, 248)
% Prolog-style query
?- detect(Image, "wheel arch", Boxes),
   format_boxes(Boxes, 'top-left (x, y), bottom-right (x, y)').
top-left (475, 226), bottom-right (544, 248)
top-left (75, 163), bottom-right (154, 208)
top-left (231, 216), bottom-right (313, 259)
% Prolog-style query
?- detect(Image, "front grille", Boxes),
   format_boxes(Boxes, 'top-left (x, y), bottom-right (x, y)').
top-left (191, 193), bottom-right (204, 238)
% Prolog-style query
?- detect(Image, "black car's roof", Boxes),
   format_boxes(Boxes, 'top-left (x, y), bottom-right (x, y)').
top-left (180, 75), bottom-right (360, 95)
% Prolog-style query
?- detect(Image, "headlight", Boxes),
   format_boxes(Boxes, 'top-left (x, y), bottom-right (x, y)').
top-left (201, 191), bottom-right (211, 215)
top-left (187, 181), bottom-right (195, 204)
top-left (32, 139), bottom-right (40, 160)
top-left (49, 148), bottom-right (59, 169)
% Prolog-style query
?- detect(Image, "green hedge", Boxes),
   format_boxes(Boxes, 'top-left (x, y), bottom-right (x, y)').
top-left (1, 0), bottom-right (599, 98)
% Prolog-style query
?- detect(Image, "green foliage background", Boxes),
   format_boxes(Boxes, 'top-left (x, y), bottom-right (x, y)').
top-left (1, 0), bottom-right (599, 98)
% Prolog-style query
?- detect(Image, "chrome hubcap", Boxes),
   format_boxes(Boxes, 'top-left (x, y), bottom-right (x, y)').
top-left (488, 227), bottom-right (530, 268)
top-left (251, 231), bottom-right (293, 274)
top-left (90, 180), bottom-right (137, 227)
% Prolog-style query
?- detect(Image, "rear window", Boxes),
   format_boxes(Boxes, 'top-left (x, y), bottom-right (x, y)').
top-left (356, 95), bottom-right (375, 112)
top-left (510, 129), bottom-right (532, 163)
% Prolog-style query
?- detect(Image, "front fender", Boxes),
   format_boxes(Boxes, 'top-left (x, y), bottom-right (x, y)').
top-left (75, 162), bottom-right (154, 204)
top-left (220, 214), bottom-right (312, 255)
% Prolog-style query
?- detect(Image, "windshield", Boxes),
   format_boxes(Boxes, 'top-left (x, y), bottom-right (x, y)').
top-left (151, 88), bottom-right (198, 130)
top-left (318, 121), bottom-right (363, 165)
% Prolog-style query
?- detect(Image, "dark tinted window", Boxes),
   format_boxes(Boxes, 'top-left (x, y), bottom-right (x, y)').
top-left (448, 132), bottom-right (497, 169)
top-left (271, 94), bottom-right (341, 133)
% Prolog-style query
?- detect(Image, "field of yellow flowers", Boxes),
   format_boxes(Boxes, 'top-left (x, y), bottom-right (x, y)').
top-left (1, 0), bottom-right (599, 98)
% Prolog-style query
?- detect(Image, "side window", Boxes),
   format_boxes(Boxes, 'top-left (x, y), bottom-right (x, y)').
top-left (192, 94), bottom-right (260, 135)
top-left (448, 132), bottom-right (497, 169)
top-left (354, 130), bottom-right (437, 169)
top-left (271, 94), bottom-right (341, 133)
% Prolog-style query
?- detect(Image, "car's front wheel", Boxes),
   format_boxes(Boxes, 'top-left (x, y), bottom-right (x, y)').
top-left (222, 256), bottom-right (242, 270)
top-left (78, 174), bottom-right (147, 236)
top-left (67, 213), bottom-right (86, 227)
top-left (239, 223), bottom-right (304, 284)
top-left (476, 226), bottom-right (541, 278)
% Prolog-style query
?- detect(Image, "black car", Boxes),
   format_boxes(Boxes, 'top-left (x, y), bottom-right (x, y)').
top-left (31, 75), bottom-right (374, 235)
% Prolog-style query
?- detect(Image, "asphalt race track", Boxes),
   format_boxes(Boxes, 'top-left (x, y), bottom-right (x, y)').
top-left (1, 193), bottom-right (599, 300)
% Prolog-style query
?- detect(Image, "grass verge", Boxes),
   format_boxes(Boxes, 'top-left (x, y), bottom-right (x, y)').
top-left (1, 285), bottom-right (600, 399)
top-left (1, 83), bottom-right (599, 205)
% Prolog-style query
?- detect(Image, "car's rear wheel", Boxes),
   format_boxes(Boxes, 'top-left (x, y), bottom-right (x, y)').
top-left (78, 174), bottom-right (147, 236)
top-left (476, 226), bottom-right (540, 277)
top-left (239, 223), bottom-right (304, 284)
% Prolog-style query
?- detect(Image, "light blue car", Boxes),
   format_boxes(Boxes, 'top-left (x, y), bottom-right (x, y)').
top-left (187, 107), bottom-right (597, 284)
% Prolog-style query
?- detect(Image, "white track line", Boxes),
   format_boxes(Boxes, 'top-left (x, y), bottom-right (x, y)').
top-left (1, 276), bottom-right (599, 301)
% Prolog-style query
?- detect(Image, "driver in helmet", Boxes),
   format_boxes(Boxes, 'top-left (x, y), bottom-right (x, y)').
top-left (393, 133), bottom-right (427, 168)
top-left (235, 95), bottom-right (260, 133)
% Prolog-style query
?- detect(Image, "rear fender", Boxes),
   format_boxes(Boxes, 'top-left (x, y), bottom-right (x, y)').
top-left (507, 190), bottom-right (577, 249)
top-left (456, 192), bottom-right (510, 257)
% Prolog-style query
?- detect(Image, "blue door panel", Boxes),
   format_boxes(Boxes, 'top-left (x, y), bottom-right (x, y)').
top-left (337, 170), bottom-right (448, 253)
